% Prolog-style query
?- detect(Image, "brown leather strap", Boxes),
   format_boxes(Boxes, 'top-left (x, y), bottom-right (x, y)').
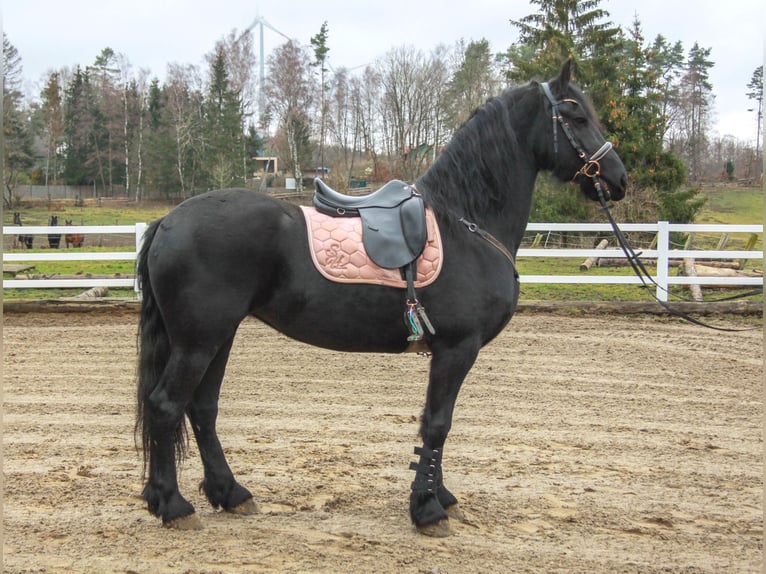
top-left (459, 218), bottom-right (519, 279)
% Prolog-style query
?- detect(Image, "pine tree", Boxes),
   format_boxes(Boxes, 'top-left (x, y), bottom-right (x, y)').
top-left (673, 43), bottom-right (714, 181)
top-left (506, 0), bottom-right (621, 87)
top-left (746, 65), bottom-right (762, 160)
top-left (311, 21), bottom-right (330, 173)
top-left (63, 67), bottom-right (96, 185)
top-left (2, 37), bottom-right (35, 208)
top-left (203, 46), bottom-right (245, 190)
top-left (39, 72), bottom-right (66, 185)
top-left (444, 39), bottom-right (498, 131)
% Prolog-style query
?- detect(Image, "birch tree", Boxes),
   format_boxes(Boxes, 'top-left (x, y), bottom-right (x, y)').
top-left (265, 40), bottom-right (314, 193)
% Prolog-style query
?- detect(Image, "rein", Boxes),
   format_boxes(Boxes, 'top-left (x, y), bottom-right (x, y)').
top-left (540, 82), bottom-right (760, 332)
top-left (597, 190), bottom-right (761, 332)
top-left (540, 81), bottom-right (614, 197)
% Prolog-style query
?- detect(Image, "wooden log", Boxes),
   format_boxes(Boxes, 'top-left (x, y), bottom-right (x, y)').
top-left (692, 264), bottom-right (759, 277)
top-left (2, 264), bottom-right (36, 276)
top-left (597, 258), bottom-right (740, 269)
top-left (74, 286), bottom-right (110, 299)
top-left (739, 234), bottom-right (759, 270)
top-left (580, 239), bottom-right (609, 271)
top-left (681, 258), bottom-right (704, 302)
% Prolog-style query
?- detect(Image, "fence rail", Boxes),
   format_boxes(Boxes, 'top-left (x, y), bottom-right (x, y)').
top-left (3, 222), bottom-right (762, 301)
top-left (3, 223), bottom-right (146, 291)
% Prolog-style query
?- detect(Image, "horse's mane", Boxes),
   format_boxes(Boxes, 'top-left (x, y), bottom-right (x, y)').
top-left (417, 82), bottom-right (539, 223)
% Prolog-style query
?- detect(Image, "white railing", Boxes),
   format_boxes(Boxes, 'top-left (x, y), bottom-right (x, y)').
top-left (3, 223), bottom-right (146, 291)
top-left (521, 222), bottom-right (763, 301)
top-left (2, 222), bottom-right (762, 301)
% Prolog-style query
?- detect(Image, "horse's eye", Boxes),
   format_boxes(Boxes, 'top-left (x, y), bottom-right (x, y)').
top-left (572, 116), bottom-right (588, 126)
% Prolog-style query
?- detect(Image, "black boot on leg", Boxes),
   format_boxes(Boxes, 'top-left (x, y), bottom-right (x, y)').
top-left (409, 446), bottom-right (451, 536)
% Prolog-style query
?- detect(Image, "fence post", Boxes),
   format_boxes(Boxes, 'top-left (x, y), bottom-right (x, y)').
top-left (134, 222), bottom-right (147, 295)
top-left (656, 221), bottom-right (670, 301)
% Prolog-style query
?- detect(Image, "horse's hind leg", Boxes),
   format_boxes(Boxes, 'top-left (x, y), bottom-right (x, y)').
top-left (188, 336), bottom-right (256, 515)
top-left (142, 347), bottom-right (217, 529)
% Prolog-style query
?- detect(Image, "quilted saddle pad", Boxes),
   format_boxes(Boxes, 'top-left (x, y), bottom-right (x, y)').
top-left (300, 205), bottom-right (443, 288)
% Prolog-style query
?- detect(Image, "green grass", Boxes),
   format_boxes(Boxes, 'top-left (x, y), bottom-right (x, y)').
top-left (697, 186), bottom-right (763, 225)
top-left (4, 202), bottom-right (171, 226)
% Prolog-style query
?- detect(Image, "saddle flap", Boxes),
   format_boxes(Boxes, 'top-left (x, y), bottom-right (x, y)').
top-left (360, 194), bottom-right (426, 269)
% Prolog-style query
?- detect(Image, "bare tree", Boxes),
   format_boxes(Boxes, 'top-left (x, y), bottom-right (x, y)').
top-left (349, 66), bottom-right (382, 180)
top-left (377, 45), bottom-right (450, 180)
top-left (265, 40), bottom-right (314, 193)
top-left (166, 63), bottom-right (204, 195)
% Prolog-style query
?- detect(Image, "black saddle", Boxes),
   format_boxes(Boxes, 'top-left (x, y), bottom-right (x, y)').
top-left (312, 178), bottom-right (428, 270)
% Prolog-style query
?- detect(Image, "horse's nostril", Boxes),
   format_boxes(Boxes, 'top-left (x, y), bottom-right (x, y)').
top-left (620, 173), bottom-right (628, 189)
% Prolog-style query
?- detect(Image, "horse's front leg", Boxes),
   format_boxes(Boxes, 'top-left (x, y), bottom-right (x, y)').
top-left (410, 339), bottom-right (479, 536)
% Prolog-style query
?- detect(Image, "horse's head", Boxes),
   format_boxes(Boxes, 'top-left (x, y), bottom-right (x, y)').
top-left (50, 215), bottom-right (58, 226)
top-left (539, 60), bottom-right (627, 202)
top-left (13, 212), bottom-right (21, 225)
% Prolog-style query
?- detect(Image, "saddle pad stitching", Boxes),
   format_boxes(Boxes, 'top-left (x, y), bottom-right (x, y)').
top-left (300, 205), bottom-right (443, 288)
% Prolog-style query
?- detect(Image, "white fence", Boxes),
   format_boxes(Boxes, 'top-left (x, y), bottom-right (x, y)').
top-left (3, 223), bottom-right (146, 291)
top-left (3, 222), bottom-right (763, 301)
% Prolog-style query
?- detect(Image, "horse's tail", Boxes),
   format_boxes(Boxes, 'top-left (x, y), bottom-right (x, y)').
top-left (135, 218), bottom-right (187, 476)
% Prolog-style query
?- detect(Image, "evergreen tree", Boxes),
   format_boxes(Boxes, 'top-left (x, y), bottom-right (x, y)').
top-left (310, 21), bottom-right (330, 171)
top-left (87, 47), bottom-right (122, 192)
top-left (3, 37), bottom-right (35, 208)
top-left (39, 72), bottom-right (66, 186)
top-left (62, 67), bottom-right (97, 185)
top-left (646, 35), bottom-right (685, 143)
top-left (746, 65), bottom-right (762, 159)
top-left (678, 43), bottom-right (714, 181)
top-left (203, 46), bottom-right (245, 190)
top-left (143, 78), bottom-right (180, 196)
top-left (507, 0), bottom-right (621, 88)
top-left (444, 39), bottom-right (498, 130)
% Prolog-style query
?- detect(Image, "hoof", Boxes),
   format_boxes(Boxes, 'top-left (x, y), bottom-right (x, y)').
top-left (416, 519), bottom-right (452, 538)
top-left (444, 503), bottom-right (466, 522)
top-left (227, 498), bottom-right (258, 516)
top-left (164, 513), bottom-right (203, 530)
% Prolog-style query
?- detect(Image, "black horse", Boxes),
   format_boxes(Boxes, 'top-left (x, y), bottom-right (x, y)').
top-left (48, 215), bottom-right (61, 249)
top-left (135, 61), bottom-right (627, 533)
top-left (13, 212), bottom-right (33, 249)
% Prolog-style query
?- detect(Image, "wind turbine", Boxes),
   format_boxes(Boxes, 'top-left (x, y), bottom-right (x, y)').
top-left (240, 11), bottom-right (292, 125)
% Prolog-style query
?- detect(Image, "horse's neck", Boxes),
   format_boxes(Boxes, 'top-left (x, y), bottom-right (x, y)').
top-left (422, 154), bottom-right (539, 253)
top-left (483, 178), bottom-right (537, 251)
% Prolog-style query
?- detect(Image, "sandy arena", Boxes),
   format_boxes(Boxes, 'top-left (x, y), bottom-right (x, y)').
top-left (3, 310), bottom-right (763, 573)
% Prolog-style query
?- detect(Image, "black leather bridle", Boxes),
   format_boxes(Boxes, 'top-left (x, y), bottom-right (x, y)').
top-left (540, 81), bottom-right (760, 331)
top-left (540, 81), bottom-right (614, 200)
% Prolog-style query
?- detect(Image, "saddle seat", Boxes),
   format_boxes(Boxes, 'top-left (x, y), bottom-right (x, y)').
top-left (311, 178), bottom-right (428, 270)
top-left (313, 178), bottom-right (417, 214)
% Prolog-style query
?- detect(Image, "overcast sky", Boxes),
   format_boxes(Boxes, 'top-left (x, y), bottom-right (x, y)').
top-left (3, 0), bottom-right (764, 142)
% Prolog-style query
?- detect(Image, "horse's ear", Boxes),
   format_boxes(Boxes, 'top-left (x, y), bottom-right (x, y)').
top-left (558, 58), bottom-right (572, 92)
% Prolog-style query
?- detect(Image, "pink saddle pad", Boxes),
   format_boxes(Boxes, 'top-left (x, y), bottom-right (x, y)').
top-left (300, 206), bottom-right (443, 288)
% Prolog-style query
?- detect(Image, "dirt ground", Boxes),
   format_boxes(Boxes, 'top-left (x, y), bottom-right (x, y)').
top-left (2, 310), bottom-right (762, 573)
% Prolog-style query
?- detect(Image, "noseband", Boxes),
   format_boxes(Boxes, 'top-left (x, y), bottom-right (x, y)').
top-left (540, 82), bottom-right (613, 199)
